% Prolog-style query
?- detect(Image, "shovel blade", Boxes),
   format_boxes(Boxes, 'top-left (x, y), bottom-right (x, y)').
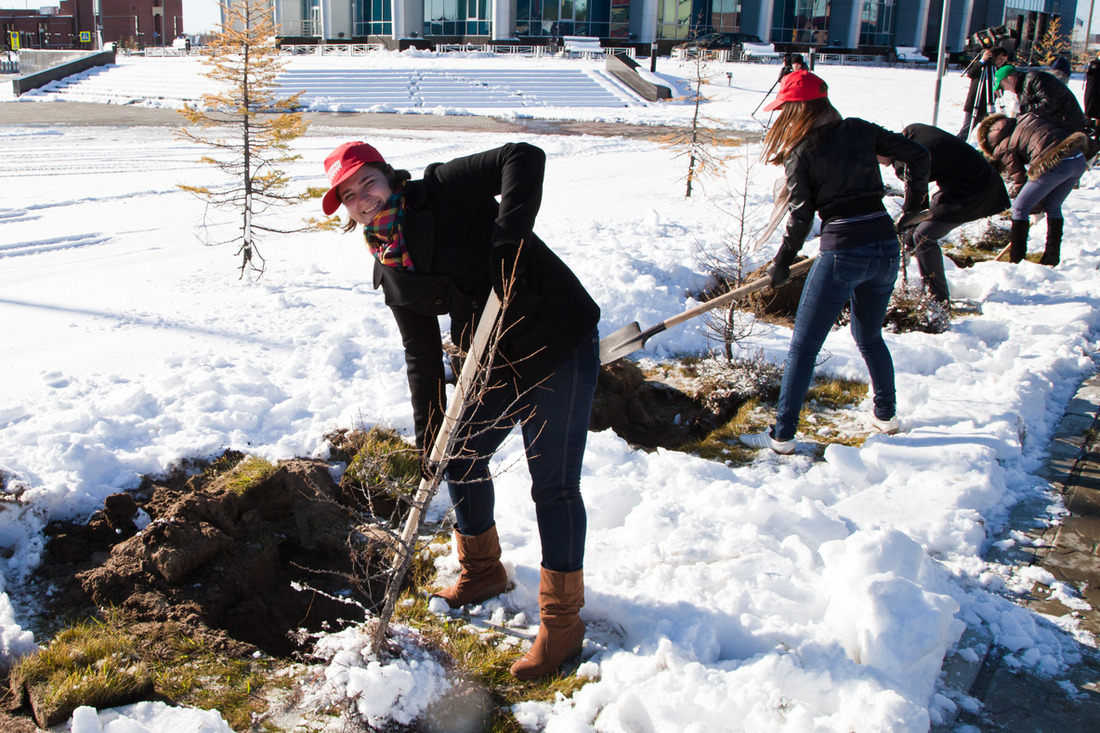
top-left (599, 321), bottom-right (645, 364)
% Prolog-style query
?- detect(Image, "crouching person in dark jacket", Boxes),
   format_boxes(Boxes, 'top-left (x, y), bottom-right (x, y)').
top-left (999, 68), bottom-right (1088, 134)
top-left (882, 123), bottom-right (1010, 304)
top-left (321, 141), bottom-right (600, 679)
top-left (977, 113), bottom-right (1091, 266)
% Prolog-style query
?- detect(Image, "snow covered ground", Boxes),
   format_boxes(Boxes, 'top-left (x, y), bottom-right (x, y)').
top-left (2, 52), bottom-right (1100, 732)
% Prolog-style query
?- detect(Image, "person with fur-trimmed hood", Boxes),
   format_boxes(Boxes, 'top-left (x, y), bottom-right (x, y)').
top-left (976, 112), bottom-right (1091, 266)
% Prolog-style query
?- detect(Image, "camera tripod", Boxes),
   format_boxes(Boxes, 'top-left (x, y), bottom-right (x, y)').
top-left (964, 56), bottom-right (997, 140)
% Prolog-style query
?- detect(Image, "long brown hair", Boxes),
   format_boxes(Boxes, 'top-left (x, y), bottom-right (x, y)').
top-left (340, 163), bottom-right (411, 233)
top-left (759, 97), bottom-right (842, 166)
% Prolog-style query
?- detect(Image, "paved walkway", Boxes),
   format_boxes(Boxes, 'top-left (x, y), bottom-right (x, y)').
top-left (937, 368), bottom-right (1100, 731)
top-left (0, 100), bottom-right (763, 144)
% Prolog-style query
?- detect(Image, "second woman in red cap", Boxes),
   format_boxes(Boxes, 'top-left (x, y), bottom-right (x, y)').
top-left (740, 71), bottom-right (930, 453)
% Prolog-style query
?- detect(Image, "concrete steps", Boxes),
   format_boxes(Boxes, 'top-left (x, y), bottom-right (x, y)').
top-left (19, 58), bottom-right (641, 110)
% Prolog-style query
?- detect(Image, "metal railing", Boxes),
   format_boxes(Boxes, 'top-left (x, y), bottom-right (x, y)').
top-left (280, 20), bottom-right (319, 37)
top-left (143, 46), bottom-right (189, 57)
top-left (0, 54), bottom-right (18, 74)
top-left (813, 53), bottom-right (887, 66)
top-left (277, 43), bottom-right (385, 55)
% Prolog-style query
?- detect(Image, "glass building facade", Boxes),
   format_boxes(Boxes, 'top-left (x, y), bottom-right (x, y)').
top-left (771, 0), bottom-right (829, 45)
top-left (302, 0), bottom-right (1077, 58)
top-left (353, 0), bottom-right (392, 35)
top-left (859, 0), bottom-right (895, 46)
top-left (516, 0), bottom-right (630, 38)
top-left (424, 0), bottom-right (491, 35)
top-left (653, 0), bottom-right (744, 41)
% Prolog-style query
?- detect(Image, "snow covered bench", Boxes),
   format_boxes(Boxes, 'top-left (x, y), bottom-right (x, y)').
top-left (894, 46), bottom-right (930, 65)
top-left (741, 41), bottom-right (782, 63)
top-left (562, 36), bottom-right (605, 59)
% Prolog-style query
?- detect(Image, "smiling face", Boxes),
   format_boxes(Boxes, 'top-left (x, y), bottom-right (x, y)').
top-left (337, 164), bottom-right (393, 226)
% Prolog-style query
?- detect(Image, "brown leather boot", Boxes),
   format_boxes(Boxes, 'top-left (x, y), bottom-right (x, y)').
top-left (431, 526), bottom-right (508, 608)
top-left (510, 567), bottom-right (585, 680)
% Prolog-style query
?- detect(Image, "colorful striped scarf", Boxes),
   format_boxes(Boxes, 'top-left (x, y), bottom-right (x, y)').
top-left (362, 181), bottom-right (414, 271)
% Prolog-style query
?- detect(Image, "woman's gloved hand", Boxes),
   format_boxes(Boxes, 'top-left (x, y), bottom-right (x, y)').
top-left (490, 240), bottom-right (524, 299)
top-left (767, 261), bottom-right (791, 288)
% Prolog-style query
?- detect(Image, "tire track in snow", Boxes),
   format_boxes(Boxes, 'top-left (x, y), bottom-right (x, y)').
top-left (0, 232), bottom-right (113, 258)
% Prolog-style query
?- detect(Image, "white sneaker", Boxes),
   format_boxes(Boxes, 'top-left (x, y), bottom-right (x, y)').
top-left (870, 415), bottom-right (899, 435)
top-left (739, 430), bottom-right (796, 455)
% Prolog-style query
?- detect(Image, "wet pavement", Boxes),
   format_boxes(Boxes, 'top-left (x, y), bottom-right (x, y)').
top-left (0, 99), bottom-right (763, 144)
top-left (937, 369), bottom-right (1100, 732)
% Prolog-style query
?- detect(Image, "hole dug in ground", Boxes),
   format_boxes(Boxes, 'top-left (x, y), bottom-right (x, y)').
top-left (8, 436), bottom-right (420, 729)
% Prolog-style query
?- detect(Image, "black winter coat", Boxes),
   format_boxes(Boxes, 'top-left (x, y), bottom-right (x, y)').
top-left (775, 117), bottom-right (930, 266)
top-left (371, 143), bottom-right (600, 450)
top-left (1018, 69), bottom-right (1088, 133)
top-left (1085, 58), bottom-right (1100, 119)
top-left (896, 123), bottom-right (1009, 223)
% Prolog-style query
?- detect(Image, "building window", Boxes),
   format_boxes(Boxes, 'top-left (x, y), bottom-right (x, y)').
top-left (771, 0), bottom-right (829, 46)
top-left (515, 0), bottom-right (629, 38)
top-left (709, 0), bottom-right (742, 33)
top-left (424, 0), bottom-right (490, 36)
top-left (353, 0), bottom-right (392, 36)
top-left (858, 0), bottom-right (893, 47)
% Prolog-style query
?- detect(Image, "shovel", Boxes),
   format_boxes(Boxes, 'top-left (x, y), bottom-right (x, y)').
top-left (370, 291), bottom-right (503, 654)
top-left (599, 256), bottom-right (816, 364)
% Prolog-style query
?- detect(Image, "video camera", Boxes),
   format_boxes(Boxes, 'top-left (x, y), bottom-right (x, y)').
top-left (966, 25), bottom-right (1017, 56)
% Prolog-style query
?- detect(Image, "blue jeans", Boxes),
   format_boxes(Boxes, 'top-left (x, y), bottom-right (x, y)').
top-left (1012, 153), bottom-right (1089, 220)
top-left (773, 242), bottom-right (900, 442)
top-left (445, 328), bottom-right (599, 573)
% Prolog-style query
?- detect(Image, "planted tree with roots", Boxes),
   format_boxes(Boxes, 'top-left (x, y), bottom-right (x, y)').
top-left (177, 0), bottom-right (321, 278)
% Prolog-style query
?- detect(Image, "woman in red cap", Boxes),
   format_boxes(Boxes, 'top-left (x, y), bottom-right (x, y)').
top-left (739, 71), bottom-right (930, 453)
top-left (321, 141), bottom-right (599, 678)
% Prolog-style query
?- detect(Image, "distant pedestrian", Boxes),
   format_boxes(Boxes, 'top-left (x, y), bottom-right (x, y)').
top-left (738, 71), bottom-right (930, 453)
top-left (1084, 52), bottom-right (1100, 142)
top-left (977, 113), bottom-right (1091, 266)
top-left (1049, 56), bottom-right (1071, 84)
top-left (883, 123), bottom-right (1010, 305)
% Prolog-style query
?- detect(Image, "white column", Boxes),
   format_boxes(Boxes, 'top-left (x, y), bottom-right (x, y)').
top-left (392, 0), bottom-right (425, 39)
top-left (391, 0), bottom-right (406, 38)
top-left (492, 0), bottom-right (516, 40)
top-left (637, 0), bottom-right (658, 44)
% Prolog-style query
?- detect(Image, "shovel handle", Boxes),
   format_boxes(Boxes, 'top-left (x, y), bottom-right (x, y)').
top-left (399, 292), bottom-right (502, 548)
top-left (660, 256), bottom-right (816, 331)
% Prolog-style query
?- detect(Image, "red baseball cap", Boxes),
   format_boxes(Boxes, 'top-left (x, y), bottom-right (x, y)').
top-left (322, 141), bottom-right (387, 216)
top-left (763, 70), bottom-right (829, 112)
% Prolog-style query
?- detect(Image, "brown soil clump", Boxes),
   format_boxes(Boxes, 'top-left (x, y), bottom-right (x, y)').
top-left (38, 456), bottom-right (381, 658)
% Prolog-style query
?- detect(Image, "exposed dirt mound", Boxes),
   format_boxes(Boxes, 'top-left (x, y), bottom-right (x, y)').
top-left (591, 360), bottom-right (717, 449)
top-left (40, 456), bottom-right (381, 657)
